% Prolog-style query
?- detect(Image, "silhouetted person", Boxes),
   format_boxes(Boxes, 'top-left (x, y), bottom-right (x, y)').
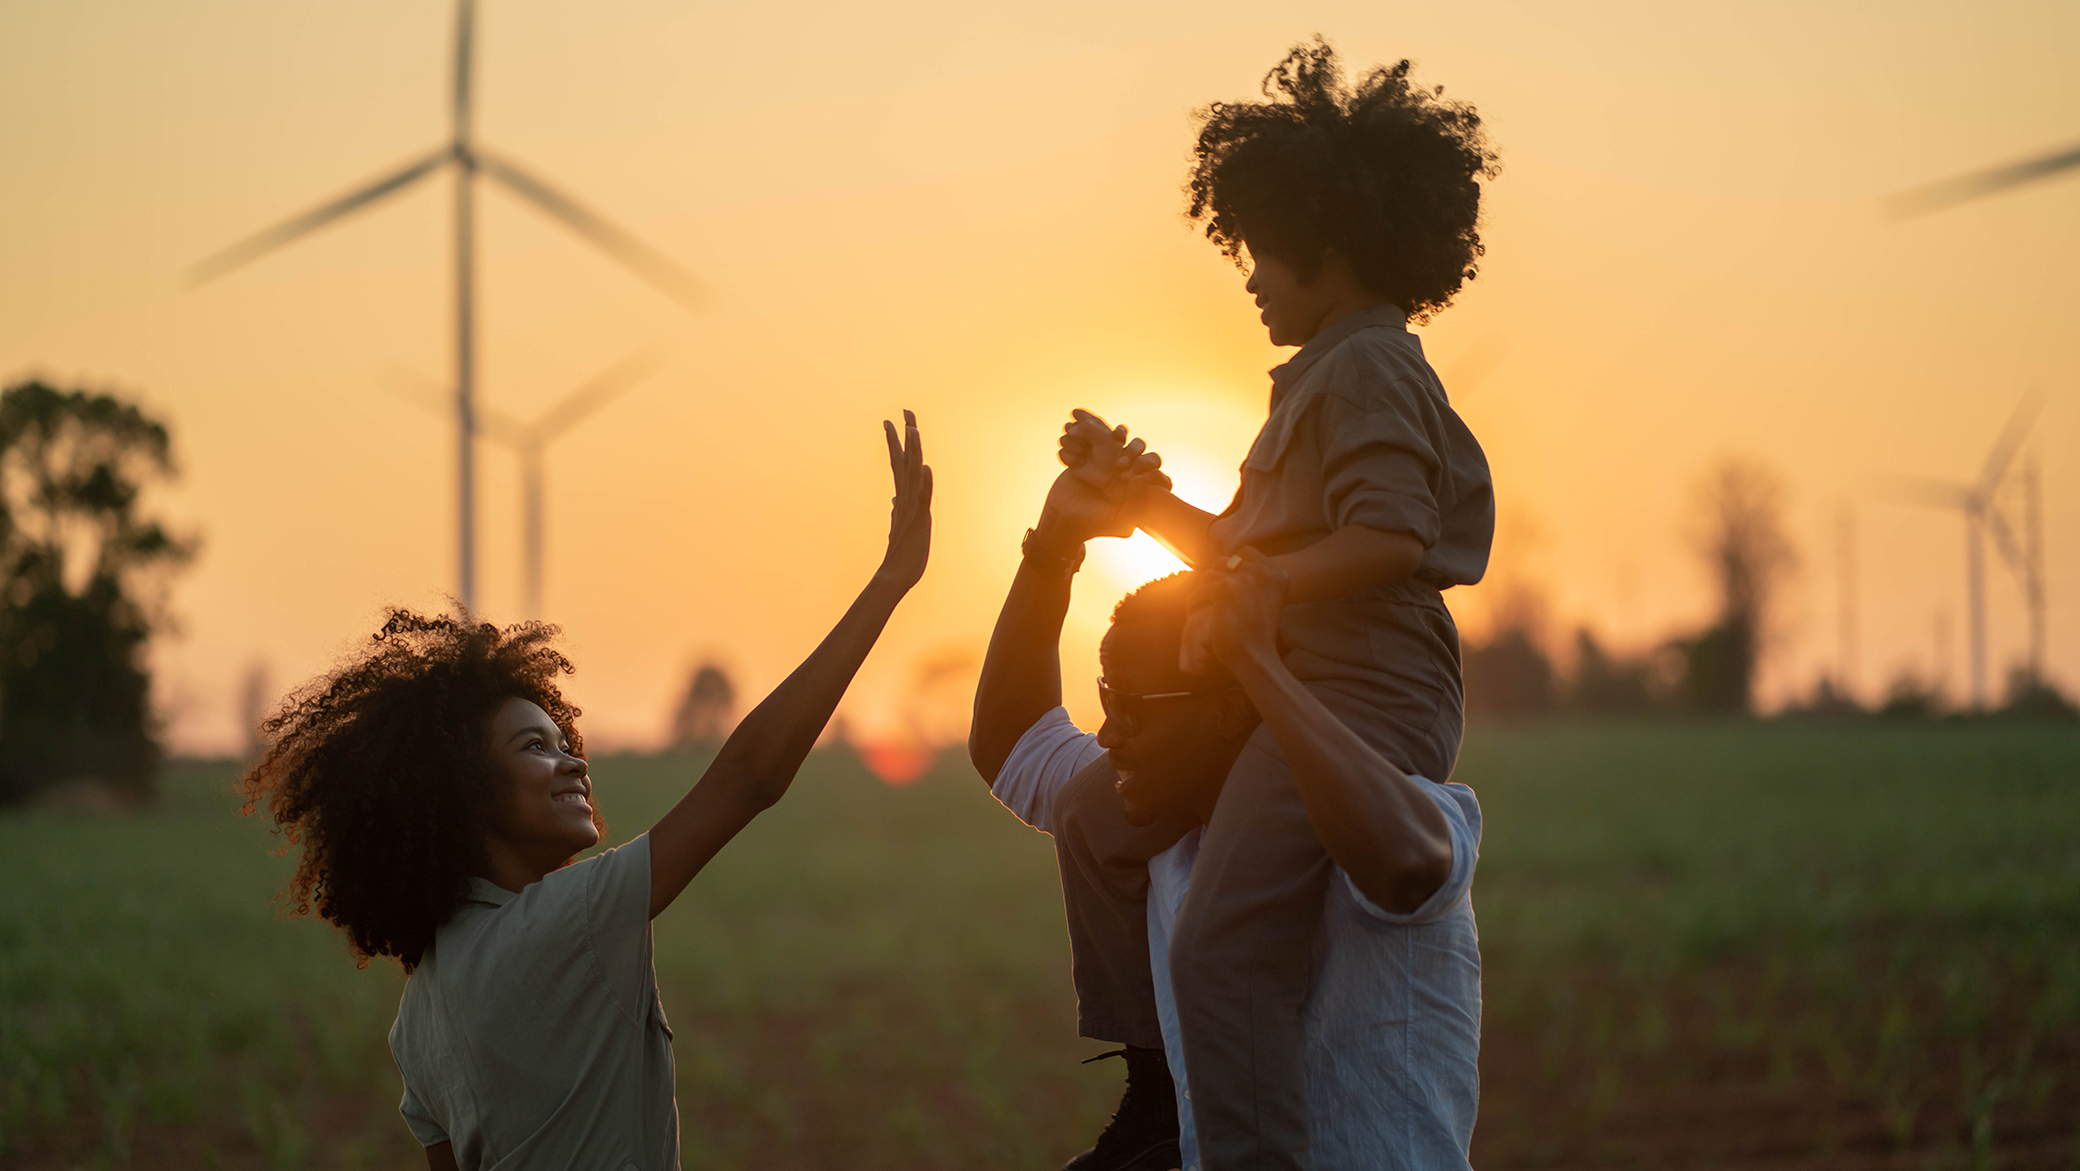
top-left (1041, 39), bottom-right (1496, 1170)
top-left (243, 416), bottom-right (932, 1170)
top-left (972, 467), bottom-right (1482, 1171)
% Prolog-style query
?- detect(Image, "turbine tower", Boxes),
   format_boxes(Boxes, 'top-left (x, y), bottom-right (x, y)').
top-left (1880, 391), bottom-right (2047, 710)
top-left (387, 345), bottom-right (665, 618)
top-left (188, 0), bottom-right (703, 610)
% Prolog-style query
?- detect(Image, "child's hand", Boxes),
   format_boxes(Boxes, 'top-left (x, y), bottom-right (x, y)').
top-left (1059, 409), bottom-right (1135, 493)
top-left (1060, 409), bottom-right (1171, 515)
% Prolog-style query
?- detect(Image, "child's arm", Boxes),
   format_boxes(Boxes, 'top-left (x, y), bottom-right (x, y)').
top-left (1178, 524), bottom-right (1420, 674)
top-left (1199, 549), bottom-right (1453, 914)
top-left (645, 413), bottom-right (931, 919)
top-left (1269, 523), bottom-right (1424, 604)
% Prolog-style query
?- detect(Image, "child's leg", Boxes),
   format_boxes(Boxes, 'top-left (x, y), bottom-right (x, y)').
top-left (1050, 757), bottom-right (1197, 1048)
top-left (1166, 723), bottom-right (1333, 1171)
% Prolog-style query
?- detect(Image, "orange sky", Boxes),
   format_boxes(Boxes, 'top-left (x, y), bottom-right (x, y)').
top-left (5, 0), bottom-right (2077, 752)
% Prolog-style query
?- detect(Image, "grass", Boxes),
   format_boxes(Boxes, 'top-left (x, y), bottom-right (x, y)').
top-left (2, 720), bottom-right (2076, 1169)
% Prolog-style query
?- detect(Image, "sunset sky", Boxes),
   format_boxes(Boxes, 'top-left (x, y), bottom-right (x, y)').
top-left (6, 0), bottom-right (2077, 753)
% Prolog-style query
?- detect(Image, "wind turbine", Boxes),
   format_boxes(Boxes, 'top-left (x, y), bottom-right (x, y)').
top-left (387, 345), bottom-right (665, 618)
top-left (188, 0), bottom-right (703, 610)
top-left (1878, 391), bottom-right (2047, 710)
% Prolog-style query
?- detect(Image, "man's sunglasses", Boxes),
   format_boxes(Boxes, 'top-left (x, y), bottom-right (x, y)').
top-left (1095, 677), bottom-right (1234, 735)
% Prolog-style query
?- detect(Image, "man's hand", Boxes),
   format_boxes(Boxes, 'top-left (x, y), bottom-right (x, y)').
top-left (874, 410), bottom-right (934, 591)
top-left (1196, 548), bottom-right (1288, 669)
top-left (1059, 408), bottom-right (1173, 504)
top-left (1181, 548), bottom-right (1286, 675)
top-left (1035, 448), bottom-right (1170, 551)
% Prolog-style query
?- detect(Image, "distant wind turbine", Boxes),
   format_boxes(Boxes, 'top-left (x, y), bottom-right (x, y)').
top-left (1886, 140), bottom-right (2080, 220)
top-left (387, 345), bottom-right (666, 618)
top-left (1877, 390), bottom-right (2047, 710)
top-left (187, 0), bottom-right (704, 610)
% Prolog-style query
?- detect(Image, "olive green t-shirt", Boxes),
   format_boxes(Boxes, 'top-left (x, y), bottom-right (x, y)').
top-left (389, 834), bottom-right (679, 1170)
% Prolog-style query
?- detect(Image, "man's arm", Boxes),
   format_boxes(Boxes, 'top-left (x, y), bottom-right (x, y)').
top-left (1201, 550), bottom-right (1453, 914)
top-left (647, 415), bottom-right (931, 919)
top-left (969, 459), bottom-right (1163, 782)
top-left (968, 543), bottom-right (1075, 784)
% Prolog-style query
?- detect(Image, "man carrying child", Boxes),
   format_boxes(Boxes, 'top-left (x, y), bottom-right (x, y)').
top-left (973, 39), bottom-right (1499, 1171)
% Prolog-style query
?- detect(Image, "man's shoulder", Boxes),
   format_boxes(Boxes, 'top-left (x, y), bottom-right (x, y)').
top-left (991, 707), bottom-right (1103, 833)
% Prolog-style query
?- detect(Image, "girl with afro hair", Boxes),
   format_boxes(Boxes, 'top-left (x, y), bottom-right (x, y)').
top-left (244, 415), bottom-right (932, 1170)
top-left (1049, 40), bottom-right (1497, 1171)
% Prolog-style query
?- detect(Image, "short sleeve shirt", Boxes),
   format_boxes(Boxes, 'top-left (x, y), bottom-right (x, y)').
top-left (1208, 303), bottom-right (1493, 590)
top-left (389, 834), bottom-right (680, 1170)
top-left (992, 708), bottom-right (1484, 1171)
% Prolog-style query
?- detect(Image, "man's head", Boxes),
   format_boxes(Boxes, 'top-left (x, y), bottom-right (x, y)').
top-left (1096, 573), bottom-right (1260, 825)
top-left (1187, 38), bottom-right (1499, 329)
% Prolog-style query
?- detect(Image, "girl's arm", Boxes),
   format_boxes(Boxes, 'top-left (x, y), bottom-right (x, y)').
top-left (646, 414), bottom-right (932, 919)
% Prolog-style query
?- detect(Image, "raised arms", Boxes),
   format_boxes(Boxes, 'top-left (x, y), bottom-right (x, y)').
top-left (646, 413), bottom-right (932, 919)
top-left (1058, 409), bottom-right (1422, 603)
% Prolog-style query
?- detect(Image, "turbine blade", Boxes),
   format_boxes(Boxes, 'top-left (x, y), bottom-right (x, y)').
top-left (1870, 472), bottom-right (1973, 510)
top-left (379, 362), bottom-right (526, 445)
top-left (1886, 141), bottom-right (2080, 220)
top-left (187, 147), bottom-right (453, 286)
top-left (1974, 387), bottom-right (2045, 495)
top-left (1981, 501), bottom-right (2029, 580)
top-left (532, 343), bottom-right (669, 442)
top-left (476, 150), bottom-right (708, 309)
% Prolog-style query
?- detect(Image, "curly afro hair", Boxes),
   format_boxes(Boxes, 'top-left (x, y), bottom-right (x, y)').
top-left (1187, 38), bottom-right (1500, 323)
top-left (240, 609), bottom-right (597, 971)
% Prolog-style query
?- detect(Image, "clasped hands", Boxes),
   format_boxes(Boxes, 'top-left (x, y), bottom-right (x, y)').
top-left (1044, 409), bottom-right (1286, 677)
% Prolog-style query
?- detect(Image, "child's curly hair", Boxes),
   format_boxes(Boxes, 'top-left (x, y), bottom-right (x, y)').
top-left (241, 609), bottom-right (598, 971)
top-left (1188, 38), bottom-right (1500, 323)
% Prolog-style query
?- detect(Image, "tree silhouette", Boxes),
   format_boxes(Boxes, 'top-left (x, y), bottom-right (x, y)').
top-left (0, 380), bottom-right (192, 805)
top-left (1676, 458), bottom-right (1796, 714)
top-left (669, 660), bottom-right (736, 750)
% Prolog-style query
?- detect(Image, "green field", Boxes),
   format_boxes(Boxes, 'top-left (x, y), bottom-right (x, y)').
top-left (4, 721), bottom-right (2077, 1169)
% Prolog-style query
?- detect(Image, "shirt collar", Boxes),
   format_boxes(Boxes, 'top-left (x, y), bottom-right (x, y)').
top-left (1268, 302), bottom-right (1408, 397)
top-left (465, 876), bottom-right (519, 907)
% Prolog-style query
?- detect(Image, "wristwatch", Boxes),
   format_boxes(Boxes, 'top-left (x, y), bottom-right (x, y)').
top-left (1021, 527), bottom-right (1086, 578)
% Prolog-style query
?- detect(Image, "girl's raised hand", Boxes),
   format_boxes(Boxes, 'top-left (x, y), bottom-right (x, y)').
top-left (875, 410), bottom-right (934, 591)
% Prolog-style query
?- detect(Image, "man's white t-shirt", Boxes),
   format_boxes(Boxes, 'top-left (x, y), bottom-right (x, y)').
top-left (993, 707), bottom-right (1483, 1171)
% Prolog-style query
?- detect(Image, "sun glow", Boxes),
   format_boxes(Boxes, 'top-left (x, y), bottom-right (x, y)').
top-left (1074, 395), bottom-right (1262, 593)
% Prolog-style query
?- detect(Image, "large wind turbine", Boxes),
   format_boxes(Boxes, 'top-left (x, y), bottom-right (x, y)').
top-left (388, 345), bottom-right (665, 618)
top-left (188, 0), bottom-right (703, 610)
top-left (1879, 391), bottom-right (2047, 710)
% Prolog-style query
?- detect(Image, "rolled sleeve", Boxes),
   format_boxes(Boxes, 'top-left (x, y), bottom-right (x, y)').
top-left (1318, 390), bottom-right (1442, 548)
top-left (1346, 780), bottom-right (1482, 925)
top-left (990, 707), bottom-right (1104, 835)
top-left (399, 1083), bottom-right (449, 1148)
